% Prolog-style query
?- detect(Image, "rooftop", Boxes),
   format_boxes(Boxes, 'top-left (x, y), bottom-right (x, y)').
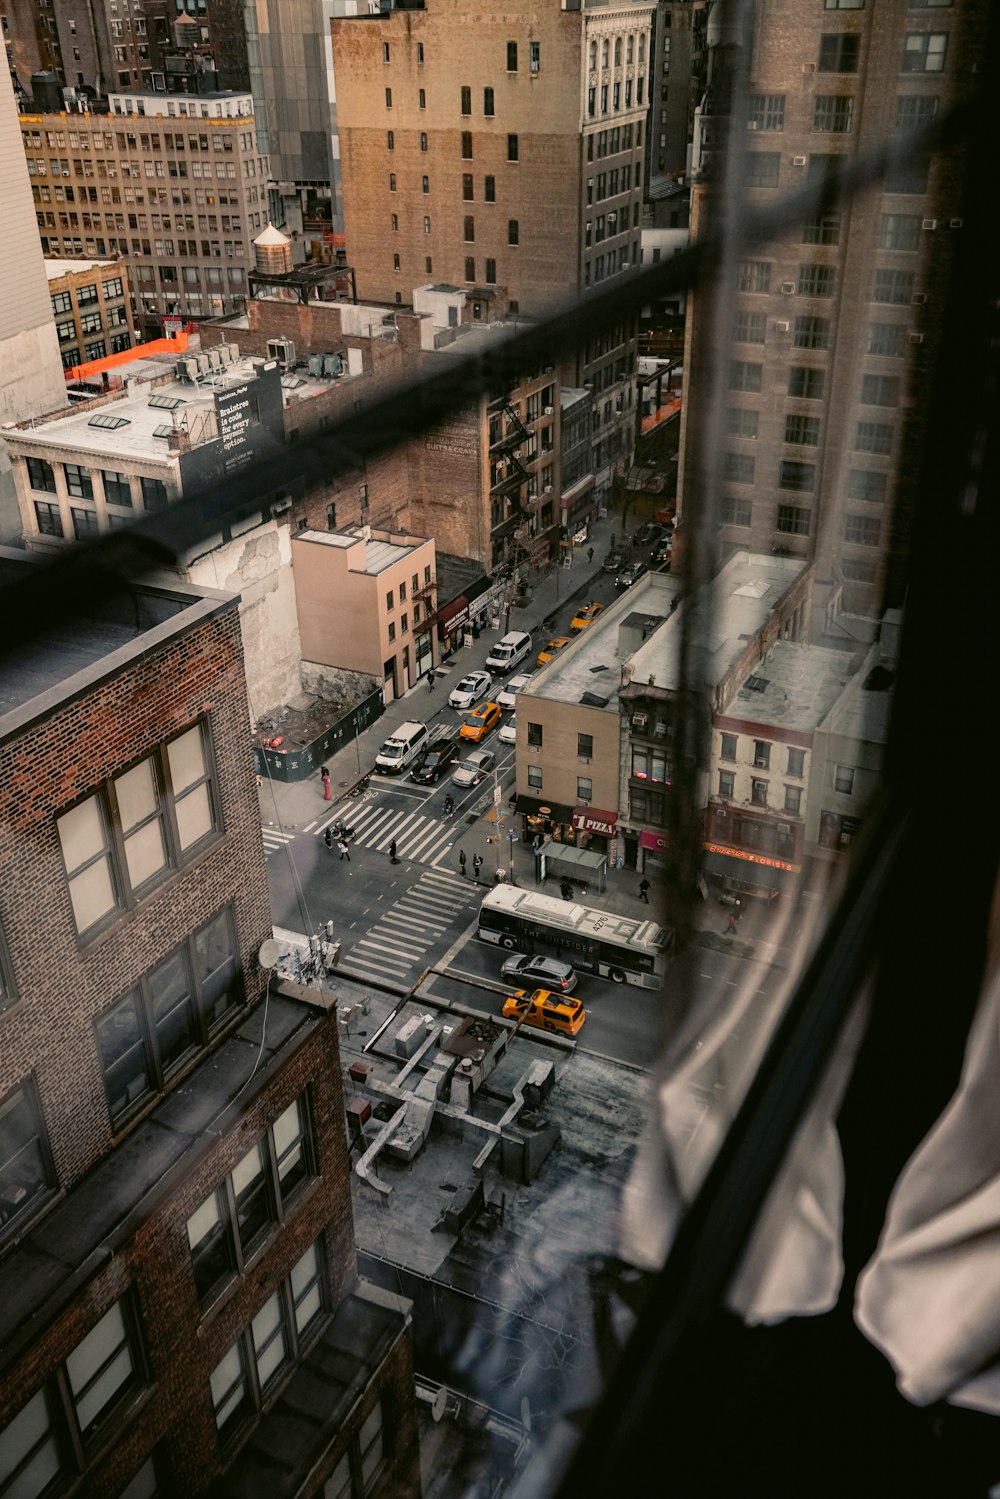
top-left (44, 258), bottom-right (121, 280)
top-left (721, 637), bottom-right (859, 733)
top-left (296, 528), bottom-right (426, 575)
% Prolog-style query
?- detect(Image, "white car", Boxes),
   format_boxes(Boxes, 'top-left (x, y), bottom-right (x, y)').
top-left (498, 715), bottom-right (517, 745)
top-left (448, 669), bottom-right (493, 710)
top-left (496, 672), bottom-right (533, 712)
top-left (451, 748), bottom-right (496, 787)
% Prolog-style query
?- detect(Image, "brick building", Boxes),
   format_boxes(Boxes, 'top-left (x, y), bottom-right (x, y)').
top-left (20, 86), bottom-right (268, 338)
top-left (45, 254), bottom-right (135, 370)
top-left (676, 0), bottom-right (988, 633)
top-left (331, 0), bottom-right (655, 499)
top-left (0, 553), bottom-right (419, 1497)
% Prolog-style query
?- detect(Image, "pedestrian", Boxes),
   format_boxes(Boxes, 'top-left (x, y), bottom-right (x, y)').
top-left (727, 910), bottom-right (738, 933)
top-left (427, 669), bottom-right (435, 691)
top-left (338, 839), bottom-right (350, 861)
top-left (639, 877), bottom-right (650, 904)
top-left (587, 546), bottom-right (594, 564)
top-left (321, 766), bottom-right (331, 801)
top-left (560, 878), bottom-right (574, 900)
top-left (473, 853), bottom-right (482, 879)
top-left (459, 849), bottom-right (467, 877)
top-left (389, 838), bottom-right (398, 865)
top-left (324, 827), bottom-right (333, 851)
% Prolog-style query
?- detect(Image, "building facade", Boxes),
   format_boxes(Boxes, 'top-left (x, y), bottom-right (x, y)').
top-left (45, 254), bottom-right (135, 371)
top-left (21, 87), bottom-right (268, 337)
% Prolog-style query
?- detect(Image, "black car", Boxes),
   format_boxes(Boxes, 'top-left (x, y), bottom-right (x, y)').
top-left (602, 550), bottom-right (626, 573)
top-left (634, 522), bottom-right (665, 548)
top-left (410, 737), bottom-right (460, 784)
top-left (615, 561), bottom-right (648, 590)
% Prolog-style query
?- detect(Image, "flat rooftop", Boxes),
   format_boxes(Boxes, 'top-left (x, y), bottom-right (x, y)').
top-left (297, 528), bottom-right (424, 575)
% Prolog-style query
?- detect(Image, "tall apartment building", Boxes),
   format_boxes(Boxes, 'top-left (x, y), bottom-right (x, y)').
top-left (46, 254), bottom-right (136, 370)
top-left (0, 43), bottom-right (66, 539)
top-left (1, 0), bottom-right (249, 101)
top-left (0, 555), bottom-right (418, 1496)
top-left (20, 87), bottom-right (268, 337)
top-left (676, 0), bottom-right (986, 631)
top-left (644, 0), bottom-right (705, 193)
top-left (331, 0), bottom-right (655, 496)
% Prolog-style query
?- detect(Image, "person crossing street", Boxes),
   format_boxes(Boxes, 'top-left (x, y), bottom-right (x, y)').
top-left (389, 838), bottom-right (399, 865)
top-left (473, 853), bottom-right (483, 880)
top-left (324, 827), bottom-right (333, 851)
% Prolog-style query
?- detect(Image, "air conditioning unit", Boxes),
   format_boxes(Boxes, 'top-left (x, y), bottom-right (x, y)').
top-left (654, 722), bottom-right (668, 738)
top-left (775, 320), bottom-right (791, 332)
top-left (271, 497), bottom-right (292, 515)
top-left (801, 63), bottom-right (815, 73)
top-left (543, 483), bottom-right (553, 493)
top-left (747, 120), bottom-right (759, 131)
top-left (792, 155), bottom-right (807, 167)
top-left (949, 218), bottom-right (963, 229)
top-left (781, 282), bottom-right (795, 295)
top-left (921, 218), bottom-right (937, 230)
top-left (909, 332), bottom-right (924, 345)
top-left (267, 337), bottom-right (295, 366)
top-left (632, 712), bottom-right (648, 731)
top-left (579, 756), bottom-right (591, 764)
top-left (544, 405), bottom-right (554, 415)
top-left (912, 292), bottom-right (928, 305)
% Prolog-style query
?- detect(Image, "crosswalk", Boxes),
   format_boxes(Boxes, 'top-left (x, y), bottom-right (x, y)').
top-left (337, 868), bottom-right (479, 985)
top-left (262, 826), bottom-right (296, 857)
top-left (314, 798), bottom-right (461, 869)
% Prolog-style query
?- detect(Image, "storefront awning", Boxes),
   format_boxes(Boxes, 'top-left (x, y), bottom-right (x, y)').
top-left (640, 829), bottom-right (668, 852)
top-left (438, 595), bottom-right (469, 631)
top-left (572, 806), bottom-right (618, 837)
top-left (703, 848), bottom-right (797, 888)
top-left (515, 794), bottom-right (575, 822)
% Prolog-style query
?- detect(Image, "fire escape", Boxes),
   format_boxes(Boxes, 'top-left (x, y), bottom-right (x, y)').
top-left (489, 397), bottom-right (531, 553)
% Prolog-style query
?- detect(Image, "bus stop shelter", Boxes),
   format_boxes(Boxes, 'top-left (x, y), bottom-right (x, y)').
top-left (535, 842), bottom-right (608, 895)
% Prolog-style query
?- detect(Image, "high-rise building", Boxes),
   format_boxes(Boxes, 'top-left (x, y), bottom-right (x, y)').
top-left (45, 254), bottom-right (136, 370)
top-left (332, 0), bottom-right (655, 498)
top-left (676, 0), bottom-right (986, 631)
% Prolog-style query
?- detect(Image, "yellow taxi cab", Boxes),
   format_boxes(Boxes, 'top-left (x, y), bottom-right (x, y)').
top-left (501, 987), bottom-right (587, 1037)
top-left (570, 601), bottom-right (606, 633)
top-left (536, 635), bottom-right (573, 667)
top-left (459, 701), bottom-right (502, 742)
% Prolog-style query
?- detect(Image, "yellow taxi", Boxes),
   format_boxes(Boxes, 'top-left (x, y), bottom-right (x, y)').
top-left (501, 987), bottom-right (587, 1037)
top-left (570, 601), bottom-right (606, 633)
top-left (536, 635), bottom-right (574, 667)
top-left (459, 701), bottom-right (502, 742)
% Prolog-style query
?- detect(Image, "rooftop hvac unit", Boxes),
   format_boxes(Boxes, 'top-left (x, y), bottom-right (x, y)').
top-left (267, 338), bottom-right (295, 367)
top-left (194, 352), bottom-right (212, 376)
top-left (308, 353), bottom-right (324, 378)
top-left (323, 352), bottom-right (344, 377)
top-left (206, 347), bottom-right (224, 370)
top-left (175, 356), bottom-right (199, 381)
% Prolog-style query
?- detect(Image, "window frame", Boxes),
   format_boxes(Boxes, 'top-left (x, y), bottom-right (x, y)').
top-left (0, 1076), bottom-right (58, 1242)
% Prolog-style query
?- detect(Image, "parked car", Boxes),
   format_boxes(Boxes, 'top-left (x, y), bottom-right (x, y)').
top-left (570, 600), bottom-right (606, 633)
top-left (497, 713), bottom-right (517, 745)
top-left (496, 671), bottom-right (533, 712)
top-left (536, 635), bottom-right (574, 667)
top-left (615, 561), bottom-right (647, 591)
top-left (500, 952), bottom-right (578, 992)
top-left (448, 669), bottom-right (493, 710)
top-left (452, 747), bottom-right (496, 787)
top-left (602, 550), bottom-right (626, 573)
top-left (410, 737), bottom-right (460, 784)
top-left (651, 535), bottom-right (673, 567)
top-left (459, 701), bottom-right (503, 742)
top-left (501, 987), bottom-right (587, 1037)
top-left (634, 521), bottom-right (666, 548)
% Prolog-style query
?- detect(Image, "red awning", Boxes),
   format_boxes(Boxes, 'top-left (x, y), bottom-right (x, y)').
top-left (640, 829), bottom-right (667, 852)
top-left (438, 595), bottom-right (469, 631)
top-left (572, 807), bottom-right (618, 837)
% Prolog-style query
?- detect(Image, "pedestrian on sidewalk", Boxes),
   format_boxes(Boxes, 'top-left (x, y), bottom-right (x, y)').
top-left (427, 669), bottom-right (435, 690)
top-left (639, 877), bottom-right (650, 904)
top-left (389, 838), bottom-right (398, 865)
top-left (587, 546), bottom-right (594, 564)
top-left (321, 765), bottom-right (331, 800)
top-left (324, 827), bottom-right (333, 851)
top-left (338, 839), bottom-right (351, 861)
top-left (473, 853), bottom-right (482, 880)
top-left (726, 910), bottom-right (738, 933)
top-left (459, 849), bottom-right (467, 877)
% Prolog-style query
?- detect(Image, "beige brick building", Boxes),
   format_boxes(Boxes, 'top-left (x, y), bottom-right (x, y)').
top-left (331, 0), bottom-right (655, 498)
top-left (45, 254), bottom-right (135, 370)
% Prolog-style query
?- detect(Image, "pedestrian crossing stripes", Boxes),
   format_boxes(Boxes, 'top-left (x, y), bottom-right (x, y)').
top-left (345, 868), bottom-right (478, 984)
top-left (315, 799), bottom-right (459, 869)
top-left (262, 826), bottom-right (296, 856)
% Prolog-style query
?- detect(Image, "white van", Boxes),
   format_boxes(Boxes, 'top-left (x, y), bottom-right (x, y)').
top-left (374, 720), bottom-right (429, 775)
top-left (485, 630), bottom-right (532, 674)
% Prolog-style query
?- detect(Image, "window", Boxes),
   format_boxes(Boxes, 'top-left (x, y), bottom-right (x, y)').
top-left (485, 258), bottom-right (497, 283)
top-left (484, 174), bottom-right (496, 202)
top-left (798, 264), bottom-right (836, 297)
top-left (462, 173), bottom-right (474, 201)
top-left (744, 152), bottom-right (780, 187)
top-left (422, 175), bottom-right (429, 194)
top-left (527, 722), bottom-right (543, 748)
top-left (878, 213), bottom-right (921, 250)
top-left (57, 721), bottom-right (219, 937)
top-left (417, 42), bottom-right (425, 62)
top-left (834, 765), bottom-right (856, 794)
top-left (103, 470), bottom-right (132, 507)
top-left (788, 366), bottom-right (826, 399)
top-left (96, 907), bottom-right (239, 1124)
top-left (27, 455), bottom-right (57, 492)
top-left (873, 269), bottom-right (915, 305)
top-left (140, 476), bottom-right (168, 511)
top-left (577, 777), bottom-right (593, 801)
top-left (527, 766), bottom-right (543, 791)
top-left (484, 87), bottom-right (494, 117)
top-left (848, 469), bottom-right (888, 503)
top-left (391, 212), bottom-right (398, 231)
top-left (507, 40), bottom-right (518, 71)
top-left (751, 779), bottom-right (769, 807)
top-left (420, 132), bottom-right (428, 152)
top-left (211, 1241), bottom-right (325, 1444)
top-left (0, 1078), bottom-right (56, 1239)
top-left (860, 373), bottom-right (900, 406)
top-left (845, 513), bottom-right (882, 546)
top-left (325, 1400), bottom-right (389, 1499)
top-left (894, 94), bottom-right (939, 133)
top-left (737, 260), bottom-right (771, 293)
top-left (784, 414), bottom-right (821, 446)
top-left (65, 462), bottom-right (94, 498)
top-left (631, 747), bottom-right (669, 783)
top-left (418, 88), bottom-right (426, 109)
top-left (51, 289), bottom-right (73, 314)
top-left (718, 770), bottom-right (735, 799)
top-left (776, 505), bottom-right (812, 535)
top-left (818, 33), bottom-right (860, 71)
top-left (463, 216), bottom-right (475, 243)
top-left (508, 219), bottom-right (519, 246)
top-left (387, 130), bottom-right (394, 150)
top-left (813, 95), bottom-right (854, 132)
top-left (748, 93), bottom-right (785, 131)
top-left (720, 733), bottom-right (738, 762)
top-left (383, 42), bottom-right (390, 62)
top-left (902, 32), bottom-right (947, 71)
top-left (725, 453), bottom-right (755, 483)
top-left (73, 507), bottom-right (100, 540)
top-left (464, 257), bottom-right (475, 281)
top-left (867, 322), bottom-right (907, 357)
top-left (508, 133), bottom-right (519, 161)
top-left (423, 216), bottom-right (431, 235)
top-left (779, 460), bottom-right (815, 491)
top-left (856, 421), bottom-right (893, 454)
top-left (34, 501), bottom-right (63, 536)
top-left (784, 786), bottom-right (803, 815)
top-left (803, 209), bottom-right (841, 246)
top-left (732, 310), bottom-right (766, 344)
top-left (461, 85), bottom-right (472, 114)
top-left (461, 131), bottom-right (473, 159)
top-left (722, 496), bottom-right (753, 527)
top-left (825, 0), bottom-right (864, 8)
top-left (577, 733), bottom-right (594, 760)
top-left (729, 361), bottom-right (763, 392)
top-left (727, 408), bottom-right (759, 439)
top-left (385, 87), bottom-right (392, 108)
top-left (530, 41), bottom-right (540, 73)
top-left (187, 1094), bottom-right (314, 1302)
top-left (794, 316), bottom-right (830, 349)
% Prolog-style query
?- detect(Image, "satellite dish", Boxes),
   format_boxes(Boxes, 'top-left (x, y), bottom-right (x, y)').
top-left (257, 939), bottom-right (281, 970)
top-left (431, 1387), bottom-right (448, 1423)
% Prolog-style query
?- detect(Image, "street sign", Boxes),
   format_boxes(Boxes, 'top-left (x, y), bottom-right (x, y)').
top-left (493, 782), bottom-right (502, 807)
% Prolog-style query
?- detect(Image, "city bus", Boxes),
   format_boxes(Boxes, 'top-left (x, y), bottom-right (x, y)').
top-left (478, 884), bottom-right (671, 989)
